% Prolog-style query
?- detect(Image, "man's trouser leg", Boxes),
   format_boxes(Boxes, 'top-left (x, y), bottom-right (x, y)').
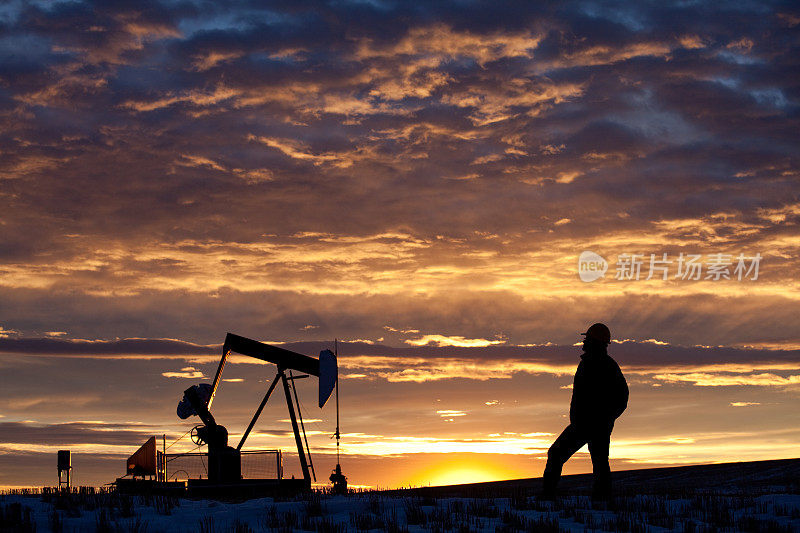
top-left (588, 423), bottom-right (613, 501)
top-left (542, 424), bottom-right (586, 498)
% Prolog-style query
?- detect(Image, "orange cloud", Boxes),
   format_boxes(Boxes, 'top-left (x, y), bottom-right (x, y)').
top-left (161, 366), bottom-right (206, 379)
top-left (404, 335), bottom-right (505, 348)
top-left (653, 372), bottom-right (800, 387)
top-left (355, 24), bottom-right (542, 65)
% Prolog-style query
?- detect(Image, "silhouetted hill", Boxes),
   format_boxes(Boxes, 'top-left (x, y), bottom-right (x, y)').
top-left (400, 458), bottom-right (800, 498)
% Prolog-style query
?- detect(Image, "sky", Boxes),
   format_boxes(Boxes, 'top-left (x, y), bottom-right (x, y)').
top-left (1, 0), bottom-right (799, 489)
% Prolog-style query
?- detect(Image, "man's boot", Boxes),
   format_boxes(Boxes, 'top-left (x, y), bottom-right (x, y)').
top-left (591, 474), bottom-right (612, 504)
top-left (539, 469), bottom-right (558, 500)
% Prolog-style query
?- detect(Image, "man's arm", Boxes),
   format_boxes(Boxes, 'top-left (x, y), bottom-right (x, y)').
top-left (613, 362), bottom-right (629, 419)
top-left (569, 361), bottom-right (587, 424)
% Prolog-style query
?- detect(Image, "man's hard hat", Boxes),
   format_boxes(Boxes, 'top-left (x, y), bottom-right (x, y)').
top-left (581, 323), bottom-right (611, 344)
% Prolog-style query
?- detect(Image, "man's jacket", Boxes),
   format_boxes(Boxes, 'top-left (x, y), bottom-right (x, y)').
top-left (569, 351), bottom-right (628, 429)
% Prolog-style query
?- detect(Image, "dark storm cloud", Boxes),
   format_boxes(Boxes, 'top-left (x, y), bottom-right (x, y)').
top-left (0, 420), bottom-right (177, 445)
top-left (2, 282), bottom-right (800, 349)
top-left (2, 334), bottom-right (797, 371)
top-left (0, 336), bottom-right (216, 355)
top-left (0, 0), bottom-right (798, 348)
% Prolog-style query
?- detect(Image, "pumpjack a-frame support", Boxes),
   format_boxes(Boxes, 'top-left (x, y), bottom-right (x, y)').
top-left (206, 332), bottom-right (337, 485)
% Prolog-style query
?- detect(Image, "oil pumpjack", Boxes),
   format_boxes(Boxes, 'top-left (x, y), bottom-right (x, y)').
top-left (119, 333), bottom-right (344, 496)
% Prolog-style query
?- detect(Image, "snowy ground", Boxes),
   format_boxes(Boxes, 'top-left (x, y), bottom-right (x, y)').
top-left (2, 486), bottom-right (800, 533)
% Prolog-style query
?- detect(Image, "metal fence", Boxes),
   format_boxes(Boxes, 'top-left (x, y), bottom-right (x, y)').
top-left (163, 450), bottom-right (282, 481)
top-left (242, 450), bottom-right (283, 480)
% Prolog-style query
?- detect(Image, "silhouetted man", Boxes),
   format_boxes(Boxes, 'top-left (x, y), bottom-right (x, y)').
top-left (541, 323), bottom-right (628, 501)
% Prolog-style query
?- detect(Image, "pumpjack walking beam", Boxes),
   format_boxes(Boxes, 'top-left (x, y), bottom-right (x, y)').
top-left (222, 333), bottom-right (321, 377)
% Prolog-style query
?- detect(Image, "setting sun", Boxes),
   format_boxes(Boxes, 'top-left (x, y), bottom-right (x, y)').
top-left (427, 468), bottom-right (503, 487)
top-left (404, 456), bottom-right (524, 488)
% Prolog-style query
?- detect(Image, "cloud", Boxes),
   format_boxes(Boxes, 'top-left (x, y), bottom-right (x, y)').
top-left (248, 135), bottom-right (341, 165)
top-left (653, 372), bottom-right (800, 387)
top-left (436, 410), bottom-right (466, 417)
top-left (320, 433), bottom-right (554, 457)
top-left (383, 326), bottom-right (420, 334)
top-left (0, 337), bottom-right (217, 356)
top-left (404, 335), bottom-right (506, 348)
top-left (3, 336), bottom-right (799, 378)
top-left (0, 421), bottom-right (173, 447)
top-left (161, 366), bottom-right (206, 379)
top-left (0, 326), bottom-right (19, 338)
